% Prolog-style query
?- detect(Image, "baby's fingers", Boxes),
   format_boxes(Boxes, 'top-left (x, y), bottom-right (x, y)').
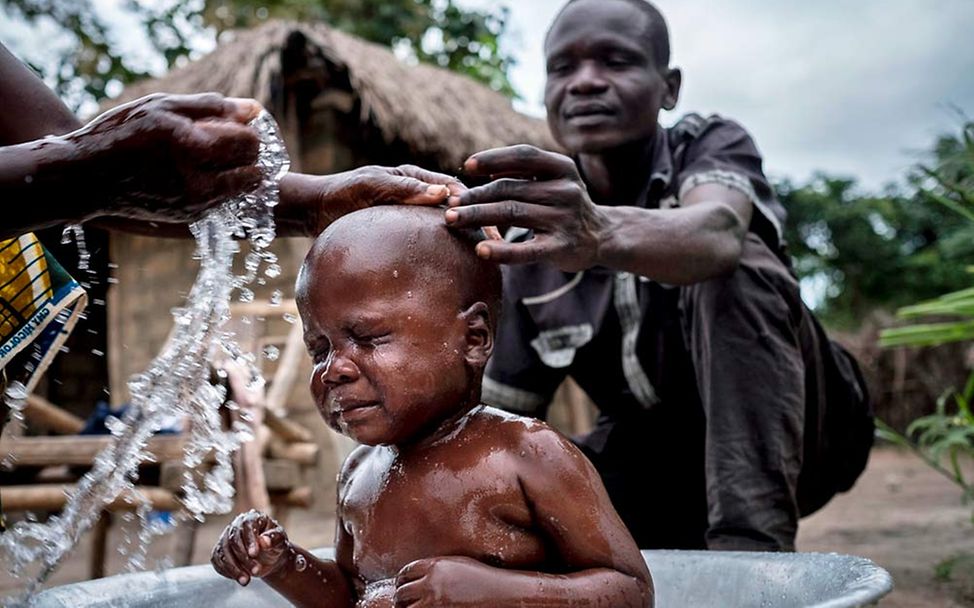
top-left (258, 526), bottom-right (287, 550)
top-left (254, 527), bottom-right (288, 566)
top-left (239, 519), bottom-right (261, 558)
top-left (211, 542), bottom-right (251, 586)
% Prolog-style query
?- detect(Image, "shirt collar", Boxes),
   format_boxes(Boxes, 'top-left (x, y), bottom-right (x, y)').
top-left (627, 127), bottom-right (674, 208)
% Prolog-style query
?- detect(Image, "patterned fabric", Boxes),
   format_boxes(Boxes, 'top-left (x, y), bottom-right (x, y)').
top-left (0, 233), bottom-right (86, 392)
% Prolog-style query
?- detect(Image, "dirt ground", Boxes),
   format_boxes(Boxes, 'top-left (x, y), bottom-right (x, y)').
top-left (3, 446), bottom-right (973, 606)
top-left (798, 447), bottom-right (974, 607)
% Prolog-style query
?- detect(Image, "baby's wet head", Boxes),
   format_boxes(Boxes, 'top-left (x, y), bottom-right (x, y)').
top-left (296, 206), bottom-right (501, 328)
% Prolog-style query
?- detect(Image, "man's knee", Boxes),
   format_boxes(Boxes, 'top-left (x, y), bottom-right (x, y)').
top-left (681, 235), bottom-right (801, 338)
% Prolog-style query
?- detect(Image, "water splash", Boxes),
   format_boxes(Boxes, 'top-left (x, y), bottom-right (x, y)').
top-left (0, 111), bottom-right (289, 603)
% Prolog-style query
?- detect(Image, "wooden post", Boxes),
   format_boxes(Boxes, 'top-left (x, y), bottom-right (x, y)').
top-left (0, 436), bottom-right (206, 466)
top-left (90, 511), bottom-right (111, 579)
top-left (0, 484), bottom-right (181, 512)
top-left (171, 517), bottom-right (200, 567)
top-left (24, 394), bottom-right (85, 435)
top-left (264, 322), bottom-right (306, 416)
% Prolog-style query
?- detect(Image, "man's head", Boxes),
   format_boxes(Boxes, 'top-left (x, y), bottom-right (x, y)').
top-left (295, 206), bottom-right (501, 446)
top-left (544, 0), bottom-right (682, 154)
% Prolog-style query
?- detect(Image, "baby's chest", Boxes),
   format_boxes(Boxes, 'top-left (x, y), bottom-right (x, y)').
top-left (341, 467), bottom-right (542, 579)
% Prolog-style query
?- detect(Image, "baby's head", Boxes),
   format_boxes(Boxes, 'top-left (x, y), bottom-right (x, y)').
top-left (296, 206), bottom-right (501, 446)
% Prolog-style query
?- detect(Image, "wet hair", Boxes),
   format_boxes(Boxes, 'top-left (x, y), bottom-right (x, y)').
top-left (299, 206), bottom-right (502, 334)
top-left (550, 0), bottom-right (671, 70)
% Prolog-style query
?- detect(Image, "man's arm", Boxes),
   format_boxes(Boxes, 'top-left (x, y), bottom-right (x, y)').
top-left (271, 167), bottom-right (463, 237)
top-left (0, 43), bottom-right (80, 144)
top-left (0, 43), bottom-right (460, 239)
top-left (393, 426), bottom-right (653, 608)
top-left (88, 166), bottom-right (463, 238)
top-left (594, 183), bottom-right (751, 283)
top-left (445, 145), bottom-right (751, 285)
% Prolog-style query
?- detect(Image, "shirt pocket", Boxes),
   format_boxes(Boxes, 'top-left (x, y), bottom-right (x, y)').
top-left (528, 323), bottom-right (594, 369)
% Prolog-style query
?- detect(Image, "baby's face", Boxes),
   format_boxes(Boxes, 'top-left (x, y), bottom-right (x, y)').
top-left (298, 248), bottom-right (472, 446)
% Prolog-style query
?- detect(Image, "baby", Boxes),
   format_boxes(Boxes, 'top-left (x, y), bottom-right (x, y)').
top-left (211, 206), bottom-right (653, 608)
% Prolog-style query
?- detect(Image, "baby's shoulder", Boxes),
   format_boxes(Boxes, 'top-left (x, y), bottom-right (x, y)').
top-left (338, 444), bottom-right (379, 486)
top-left (473, 406), bottom-right (581, 464)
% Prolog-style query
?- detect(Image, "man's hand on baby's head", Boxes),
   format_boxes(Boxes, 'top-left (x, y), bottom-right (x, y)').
top-left (211, 509), bottom-right (290, 586)
top-left (393, 556), bottom-right (497, 607)
top-left (298, 164), bottom-right (464, 235)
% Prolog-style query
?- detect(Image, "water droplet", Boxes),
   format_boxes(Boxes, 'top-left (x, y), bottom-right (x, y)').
top-left (269, 290), bottom-right (283, 306)
top-left (283, 312), bottom-right (297, 324)
top-left (238, 288), bottom-right (255, 303)
top-left (294, 553), bottom-right (308, 572)
top-left (265, 264), bottom-right (282, 278)
top-left (262, 345), bottom-right (280, 361)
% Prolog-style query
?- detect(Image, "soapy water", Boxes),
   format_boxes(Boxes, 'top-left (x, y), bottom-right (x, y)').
top-left (0, 111), bottom-right (290, 603)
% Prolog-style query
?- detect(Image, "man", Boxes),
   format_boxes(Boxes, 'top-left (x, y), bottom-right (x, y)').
top-left (446, 0), bottom-right (872, 551)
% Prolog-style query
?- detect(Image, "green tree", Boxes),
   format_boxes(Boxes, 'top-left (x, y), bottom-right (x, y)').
top-left (1, 0), bottom-right (516, 111)
top-left (779, 137), bottom-right (974, 325)
top-left (877, 121), bottom-right (974, 550)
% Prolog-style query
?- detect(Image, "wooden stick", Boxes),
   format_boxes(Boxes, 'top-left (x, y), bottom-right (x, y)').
top-left (265, 322), bottom-right (306, 416)
top-left (0, 436), bottom-right (211, 467)
top-left (266, 440), bottom-right (319, 466)
top-left (229, 299), bottom-right (298, 318)
top-left (264, 409), bottom-right (313, 443)
top-left (90, 511), bottom-right (111, 579)
top-left (0, 484), bottom-right (181, 512)
top-left (171, 517), bottom-right (200, 568)
top-left (24, 395), bottom-right (85, 435)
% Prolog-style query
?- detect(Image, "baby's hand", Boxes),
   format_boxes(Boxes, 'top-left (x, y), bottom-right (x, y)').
top-left (211, 509), bottom-right (290, 586)
top-left (394, 556), bottom-right (496, 607)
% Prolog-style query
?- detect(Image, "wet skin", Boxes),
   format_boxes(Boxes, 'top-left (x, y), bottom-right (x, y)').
top-left (444, 0), bottom-right (753, 286)
top-left (212, 207), bottom-right (653, 607)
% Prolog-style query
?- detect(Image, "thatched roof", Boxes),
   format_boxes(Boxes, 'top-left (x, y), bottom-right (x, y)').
top-left (108, 20), bottom-right (558, 169)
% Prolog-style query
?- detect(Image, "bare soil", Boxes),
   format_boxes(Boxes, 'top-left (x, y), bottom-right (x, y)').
top-left (798, 447), bottom-right (974, 607)
top-left (3, 446), bottom-right (973, 606)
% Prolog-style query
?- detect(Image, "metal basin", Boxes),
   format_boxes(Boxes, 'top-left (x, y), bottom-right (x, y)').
top-left (30, 549), bottom-right (893, 607)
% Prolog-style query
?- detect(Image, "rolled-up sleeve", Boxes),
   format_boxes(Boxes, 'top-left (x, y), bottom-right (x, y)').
top-left (676, 117), bottom-right (786, 253)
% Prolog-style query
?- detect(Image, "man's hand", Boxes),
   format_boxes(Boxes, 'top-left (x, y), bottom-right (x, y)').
top-left (445, 145), bottom-right (606, 271)
top-left (62, 92), bottom-right (263, 222)
top-left (211, 509), bottom-right (290, 586)
top-left (393, 556), bottom-right (498, 607)
top-left (280, 165), bottom-right (467, 236)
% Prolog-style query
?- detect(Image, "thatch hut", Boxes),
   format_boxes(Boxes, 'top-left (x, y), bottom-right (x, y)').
top-left (111, 19), bottom-right (556, 178)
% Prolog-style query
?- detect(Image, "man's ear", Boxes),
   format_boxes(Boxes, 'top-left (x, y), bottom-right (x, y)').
top-left (662, 67), bottom-right (682, 111)
top-left (460, 302), bottom-right (493, 369)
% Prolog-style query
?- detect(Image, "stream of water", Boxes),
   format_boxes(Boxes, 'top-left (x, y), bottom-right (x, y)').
top-left (0, 110), bottom-right (290, 605)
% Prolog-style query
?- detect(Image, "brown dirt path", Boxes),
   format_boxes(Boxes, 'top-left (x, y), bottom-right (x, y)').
top-left (798, 447), bottom-right (974, 607)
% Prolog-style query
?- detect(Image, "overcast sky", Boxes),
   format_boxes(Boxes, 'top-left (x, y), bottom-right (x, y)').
top-left (3, 0), bottom-right (973, 191)
top-left (462, 0), bottom-right (974, 191)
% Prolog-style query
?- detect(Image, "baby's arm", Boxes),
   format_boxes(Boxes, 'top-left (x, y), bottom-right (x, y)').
top-left (393, 426), bottom-right (654, 608)
top-left (211, 510), bottom-right (354, 608)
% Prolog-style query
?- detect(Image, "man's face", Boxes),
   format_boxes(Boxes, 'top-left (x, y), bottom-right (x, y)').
top-left (544, 0), bottom-right (676, 154)
top-left (298, 249), bottom-right (471, 447)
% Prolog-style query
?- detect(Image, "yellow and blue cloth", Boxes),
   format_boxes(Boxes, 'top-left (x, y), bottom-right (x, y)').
top-left (0, 233), bottom-right (87, 532)
top-left (1, 232), bottom-right (86, 393)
